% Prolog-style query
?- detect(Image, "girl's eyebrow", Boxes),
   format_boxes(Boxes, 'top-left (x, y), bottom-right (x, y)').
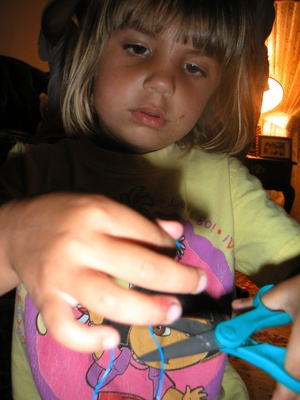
top-left (183, 46), bottom-right (212, 58)
top-left (186, 41), bottom-right (218, 58)
top-left (188, 48), bottom-right (207, 55)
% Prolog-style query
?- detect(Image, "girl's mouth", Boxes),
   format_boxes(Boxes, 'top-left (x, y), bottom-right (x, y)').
top-left (131, 107), bottom-right (167, 128)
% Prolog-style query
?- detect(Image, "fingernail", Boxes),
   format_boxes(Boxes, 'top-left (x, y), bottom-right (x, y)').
top-left (165, 301), bottom-right (182, 323)
top-left (192, 271), bottom-right (207, 294)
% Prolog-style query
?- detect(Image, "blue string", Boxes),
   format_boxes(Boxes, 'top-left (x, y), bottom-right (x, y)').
top-left (91, 239), bottom-right (177, 398)
top-left (92, 348), bottom-right (114, 400)
top-left (148, 325), bottom-right (165, 400)
top-left (91, 330), bottom-right (164, 400)
top-left (175, 240), bottom-right (181, 249)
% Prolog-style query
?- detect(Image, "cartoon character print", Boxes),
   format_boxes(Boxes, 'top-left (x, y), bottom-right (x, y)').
top-left (23, 194), bottom-right (233, 399)
top-left (128, 323), bottom-right (209, 399)
top-left (85, 315), bottom-right (211, 399)
top-left (85, 308), bottom-right (149, 400)
top-left (85, 283), bottom-right (228, 399)
top-left (15, 284), bottom-right (27, 346)
top-left (176, 236), bottom-right (186, 260)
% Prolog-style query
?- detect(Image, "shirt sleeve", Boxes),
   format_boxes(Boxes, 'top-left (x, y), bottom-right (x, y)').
top-left (230, 159), bottom-right (300, 286)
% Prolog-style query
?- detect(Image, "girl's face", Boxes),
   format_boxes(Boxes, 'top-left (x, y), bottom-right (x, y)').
top-left (93, 26), bottom-right (220, 153)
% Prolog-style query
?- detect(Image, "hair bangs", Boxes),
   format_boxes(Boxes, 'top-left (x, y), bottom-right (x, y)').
top-left (102, 0), bottom-right (242, 63)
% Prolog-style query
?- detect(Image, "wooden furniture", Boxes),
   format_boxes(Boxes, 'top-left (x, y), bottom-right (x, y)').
top-left (244, 156), bottom-right (296, 213)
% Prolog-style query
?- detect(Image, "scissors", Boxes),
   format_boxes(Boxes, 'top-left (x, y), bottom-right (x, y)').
top-left (139, 285), bottom-right (300, 393)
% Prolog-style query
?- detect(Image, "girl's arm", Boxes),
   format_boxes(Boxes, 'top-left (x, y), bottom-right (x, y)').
top-left (0, 192), bottom-right (206, 352)
top-left (232, 275), bottom-right (300, 400)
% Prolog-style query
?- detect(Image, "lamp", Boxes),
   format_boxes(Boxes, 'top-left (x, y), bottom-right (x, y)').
top-left (261, 77), bottom-right (284, 114)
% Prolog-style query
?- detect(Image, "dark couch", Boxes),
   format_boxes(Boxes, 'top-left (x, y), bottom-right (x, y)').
top-left (0, 55), bottom-right (49, 133)
top-left (0, 55), bottom-right (49, 164)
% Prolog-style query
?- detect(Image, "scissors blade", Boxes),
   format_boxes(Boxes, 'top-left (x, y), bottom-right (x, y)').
top-left (169, 319), bottom-right (215, 335)
top-left (139, 326), bottom-right (221, 362)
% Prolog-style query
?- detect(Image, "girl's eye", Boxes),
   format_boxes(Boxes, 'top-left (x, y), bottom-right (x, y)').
top-left (123, 43), bottom-right (150, 56)
top-left (184, 63), bottom-right (206, 77)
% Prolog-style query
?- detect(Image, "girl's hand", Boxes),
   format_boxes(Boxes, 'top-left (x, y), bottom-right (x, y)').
top-left (232, 275), bottom-right (300, 400)
top-left (0, 193), bottom-right (207, 352)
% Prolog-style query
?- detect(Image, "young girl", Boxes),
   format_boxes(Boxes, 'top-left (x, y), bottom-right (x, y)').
top-left (1, 0), bottom-right (300, 399)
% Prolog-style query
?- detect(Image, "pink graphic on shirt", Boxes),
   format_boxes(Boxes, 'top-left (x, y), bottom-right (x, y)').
top-left (22, 219), bottom-right (233, 399)
top-left (179, 220), bottom-right (234, 298)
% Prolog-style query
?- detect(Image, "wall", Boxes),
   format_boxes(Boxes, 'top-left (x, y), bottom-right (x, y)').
top-left (266, 1), bottom-right (300, 223)
top-left (290, 116), bottom-right (300, 223)
top-left (0, 0), bottom-right (49, 71)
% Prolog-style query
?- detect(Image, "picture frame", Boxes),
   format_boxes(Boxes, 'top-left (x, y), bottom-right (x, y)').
top-left (258, 135), bottom-right (292, 160)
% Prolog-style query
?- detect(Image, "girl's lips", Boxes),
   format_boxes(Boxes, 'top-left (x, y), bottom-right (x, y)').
top-left (131, 108), bottom-right (167, 128)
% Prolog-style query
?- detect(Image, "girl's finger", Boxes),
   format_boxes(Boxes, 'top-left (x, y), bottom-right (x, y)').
top-left (41, 295), bottom-right (121, 352)
top-left (83, 235), bottom-right (207, 296)
top-left (66, 268), bottom-right (183, 326)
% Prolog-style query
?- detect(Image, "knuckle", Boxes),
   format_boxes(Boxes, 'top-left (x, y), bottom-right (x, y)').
top-left (135, 258), bottom-right (156, 284)
top-left (95, 285), bottom-right (119, 310)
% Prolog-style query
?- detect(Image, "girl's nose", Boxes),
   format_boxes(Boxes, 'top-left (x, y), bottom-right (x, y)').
top-left (143, 68), bottom-right (176, 96)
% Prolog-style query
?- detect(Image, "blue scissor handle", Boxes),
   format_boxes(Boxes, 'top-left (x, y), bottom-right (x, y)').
top-left (215, 284), bottom-right (291, 348)
top-left (222, 343), bottom-right (300, 394)
top-left (215, 285), bottom-right (300, 393)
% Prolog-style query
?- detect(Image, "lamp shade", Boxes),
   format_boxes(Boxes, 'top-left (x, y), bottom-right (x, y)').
top-left (261, 77), bottom-right (284, 114)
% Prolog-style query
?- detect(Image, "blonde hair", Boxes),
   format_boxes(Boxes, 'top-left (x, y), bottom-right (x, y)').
top-left (62, 0), bottom-right (260, 155)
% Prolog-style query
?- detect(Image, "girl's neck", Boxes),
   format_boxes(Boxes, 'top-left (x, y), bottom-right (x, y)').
top-left (89, 133), bottom-right (138, 154)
